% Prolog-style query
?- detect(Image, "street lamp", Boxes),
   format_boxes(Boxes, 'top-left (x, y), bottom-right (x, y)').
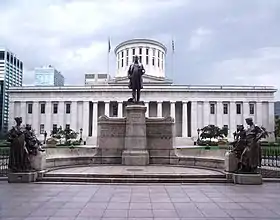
top-left (79, 128), bottom-right (83, 143)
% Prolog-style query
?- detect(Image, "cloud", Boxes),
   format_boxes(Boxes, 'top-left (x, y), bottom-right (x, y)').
top-left (189, 27), bottom-right (213, 51)
top-left (1, 0), bottom-right (280, 100)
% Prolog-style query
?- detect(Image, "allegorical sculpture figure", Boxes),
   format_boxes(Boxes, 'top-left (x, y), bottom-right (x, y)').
top-left (128, 56), bottom-right (145, 102)
top-left (232, 118), bottom-right (266, 173)
top-left (7, 118), bottom-right (44, 172)
top-left (7, 117), bottom-right (31, 172)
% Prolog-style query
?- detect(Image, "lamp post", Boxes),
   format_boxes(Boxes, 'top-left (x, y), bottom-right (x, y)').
top-left (79, 128), bottom-right (83, 143)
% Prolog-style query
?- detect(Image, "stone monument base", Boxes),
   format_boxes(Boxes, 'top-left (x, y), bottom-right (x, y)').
top-left (8, 171), bottom-right (38, 183)
top-left (224, 151), bottom-right (239, 172)
top-left (233, 173), bottom-right (262, 185)
top-left (122, 150), bottom-right (149, 166)
top-left (30, 151), bottom-right (46, 171)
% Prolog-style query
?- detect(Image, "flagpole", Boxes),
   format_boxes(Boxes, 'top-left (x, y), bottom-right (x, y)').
top-left (107, 37), bottom-right (111, 80)
top-left (171, 37), bottom-right (174, 82)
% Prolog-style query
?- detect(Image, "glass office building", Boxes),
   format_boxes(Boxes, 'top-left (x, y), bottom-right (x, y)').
top-left (35, 65), bottom-right (64, 86)
top-left (0, 48), bottom-right (23, 134)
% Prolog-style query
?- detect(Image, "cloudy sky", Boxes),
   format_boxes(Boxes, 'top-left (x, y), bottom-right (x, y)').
top-left (0, 0), bottom-right (280, 98)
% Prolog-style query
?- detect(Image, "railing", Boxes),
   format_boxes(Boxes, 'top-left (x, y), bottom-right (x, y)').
top-left (261, 146), bottom-right (280, 178)
top-left (0, 147), bottom-right (9, 177)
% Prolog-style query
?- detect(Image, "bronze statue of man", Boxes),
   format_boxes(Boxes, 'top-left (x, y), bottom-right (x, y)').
top-left (128, 56), bottom-right (145, 102)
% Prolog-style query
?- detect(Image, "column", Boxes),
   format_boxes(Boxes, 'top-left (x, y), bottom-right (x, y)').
top-left (82, 101), bottom-right (89, 138)
top-left (8, 101), bottom-right (15, 129)
top-left (182, 101), bottom-right (188, 137)
top-left (170, 101), bottom-right (176, 120)
top-left (105, 101), bottom-right (110, 117)
top-left (216, 101), bottom-right (223, 128)
top-left (32, 102), bottom-right (39, 133)
top-left (92, 101), bottom-right (98, 138)
top-left (70, 101), bottom-right (78, 131)
top-left (243, 101), bottom-right (250, 122)
top-left (157, 101), bottom-right (162, 117)
top-left (203, 101), bottom-right (209, 126)
top-left (45, 101), bottom-right (52, 134)
top-left (268, 101), bottom-right (275, 140)
top-left (191, 101), bottom-right (198, 138)
top-left (58, 101), bottom-right (64, 128)
top-left (20, 101), bottom-right (26, 125)
top-left (145, 102), bottom-right (149, 117)
top-left (229, 101), bottom-right (236, 138)
top-left (256, 102), bottom-right (263, 126)
top-left (118, 102), bottom-right (123, 117)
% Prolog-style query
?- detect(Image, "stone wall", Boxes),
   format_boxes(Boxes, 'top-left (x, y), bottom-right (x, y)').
top-left (96, 115), bottom-right (174, 164)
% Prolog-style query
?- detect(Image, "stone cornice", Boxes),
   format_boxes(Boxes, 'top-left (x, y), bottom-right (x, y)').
top-left (8, 84), bottom-right (277, 93)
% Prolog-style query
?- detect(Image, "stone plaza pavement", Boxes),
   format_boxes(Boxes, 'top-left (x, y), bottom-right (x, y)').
top-left (0, 182), bottom-right (280, 220)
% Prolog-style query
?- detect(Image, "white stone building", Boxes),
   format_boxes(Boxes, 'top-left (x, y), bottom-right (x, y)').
top-left (8, 39), bottom-right (277, 143)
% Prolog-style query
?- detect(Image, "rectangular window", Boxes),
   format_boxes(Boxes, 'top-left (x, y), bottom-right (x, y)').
top-left (158, 59), bottom-right (160, 67)
top-left (158, 50), bottom-right (160, 58)
top-left (139, 56), bottom-right (142, 63)
top-left (121, 51), bottom-right (124, 58)
top-left (146, 56), bottom-right (149, 65)
top-left (249, 103), bottom-right (255, 115)
top-left (65, 124), bottom-right (70, 130)
top-left (126, 57), bottom-right (128, 66)
top-left (53, 103), bottom-right (58, 114)
top-left (132, 48), bottom-right (135, 55)
top-left (139, 47), bottom-right (142, 55)
top-left (223, 103), bottom-right (228, 114)
top-left (210, 103), bottom-right (215, 114)
top-left (146, 48), bottom-right (149, 55)
top-left (121, 59), bottom-right (124, 67)
top-left (66, 103), bottom-right (71, 114)
top-left (236, 103), bottom-right (241, 114)
top-left (126, 49), bottom-right (129, 56)
top-left (40, 103), bottom-right (45, 114)
top-left (152, 57), bottom-right (155, 66)
top-left (27, 103), bottom-right (33, 114)
top-left (53, 124), bottom-right (57, 134)
top-left (153, 49), bottom-right (155, 56)
top-left (40, 124), bottom-right (44, 134)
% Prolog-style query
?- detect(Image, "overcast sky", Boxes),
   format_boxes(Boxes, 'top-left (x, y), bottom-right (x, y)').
top-left (1, 0), bottom-right (280, 99)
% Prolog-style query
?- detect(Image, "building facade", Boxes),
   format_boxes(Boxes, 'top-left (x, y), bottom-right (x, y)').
top-left (8, 39), bottom-right (277, 143)
top-left (0, 48), bottom-right (23, 134)
top-left (35, 65), bottom-right (64, 86)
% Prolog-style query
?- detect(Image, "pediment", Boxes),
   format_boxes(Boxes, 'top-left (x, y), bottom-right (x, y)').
top-left (110, 75), bottom-right (172, 85)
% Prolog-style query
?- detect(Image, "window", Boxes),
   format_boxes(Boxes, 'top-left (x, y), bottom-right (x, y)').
top-left (65, 124), bottom-right (70, 130)
top-left (52, 124), bottom-right (57, 134)
top-left (126, 49), bottom-right (129, 56)
top-left (236, 103), bottom-right (241, 114)
top-left (223, 103), bottom-right (228, 114)
top-left (121, 59), bottom-right (124, 67)
top-left (210, 103), bottom-right (215, 114)
top-left (40, 103), bottom-right (45, 114)
top-left (146, 56), bottom-right (149, 65)
top-left (40, 124), bottom-right (44, 134)
top-left (158, 59), bottom-right (160, 67)
top-left (132, 48), bottom-right (135, 55)
top-left (139, 56), bottom-right (142, 63)
top-left (146, 48), bottom-right (149, 55)
top-left (53, 103), bottom-right (58, 114)
top-left (153, 49), bottom-right (155, 56)
top-left (158, 50), bottom-right (160, 58)
top-left (113, 105), bottom-right (118, 117)
top-left (139, 47), bottom-right (142, 55)
top-left (152, 57), bottom-right (155, 66)
top-left (121, 51), bottom-right (124, 58)
top-left (66, 103), bottom-right (71, 114)
top-left (249, 103), bottom-right (255, 115)
top-left (126, 57), bottom-right (128, 66)
top-left (27, 103), bottom-right (33, 114)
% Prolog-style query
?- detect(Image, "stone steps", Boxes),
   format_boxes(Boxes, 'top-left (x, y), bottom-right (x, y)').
top-left (40, 173), bottom-right (231, 183)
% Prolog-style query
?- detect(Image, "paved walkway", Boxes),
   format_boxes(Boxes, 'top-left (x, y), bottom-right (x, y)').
top-left (1, 182), bottom-right (280, 220)
top-left (47, 165), bottom-right (223, 176)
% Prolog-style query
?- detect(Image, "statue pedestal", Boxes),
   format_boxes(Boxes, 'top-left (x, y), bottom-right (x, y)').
top-left (225, 151), bottom-right (239, 172)
top-left (8, 172), bottom-right (38, 183)
top-left (233, 173), bottom-right (262, 185)
top-left (30, 151), bottom-right (46, 171)
top-left (122, 104), bottom-right (149, 165)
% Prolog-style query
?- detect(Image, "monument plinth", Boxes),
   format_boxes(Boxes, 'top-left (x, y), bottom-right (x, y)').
top-left (122, 104), bottom-right (149, 165)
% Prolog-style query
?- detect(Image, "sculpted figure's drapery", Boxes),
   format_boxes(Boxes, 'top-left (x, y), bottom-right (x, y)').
top-left (231, 118), bottom-right (267, 173)
top-left (127, 56), bottom-right (145, 103)
top-left (7, 117), bottom-right (45, 172)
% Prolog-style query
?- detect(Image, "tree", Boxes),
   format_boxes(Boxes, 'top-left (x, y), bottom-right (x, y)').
top-left (274, 116), bottom-right (280, 138)
top-left (200, 125), bottom-right (226, 142)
